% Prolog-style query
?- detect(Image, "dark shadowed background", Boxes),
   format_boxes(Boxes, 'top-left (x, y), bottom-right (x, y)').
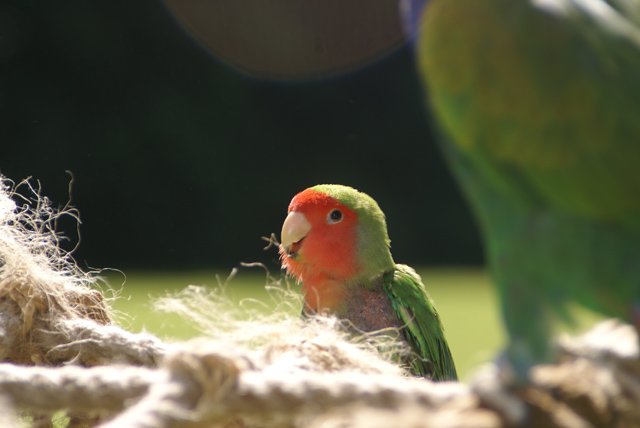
top-left (1, 0), bottom-right (482, 271)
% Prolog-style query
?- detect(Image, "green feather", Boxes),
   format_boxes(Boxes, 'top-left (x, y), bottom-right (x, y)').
top-left (383, 264), bottom-right (458, 381)
top-left (420, 0), bottom-right (640, 228)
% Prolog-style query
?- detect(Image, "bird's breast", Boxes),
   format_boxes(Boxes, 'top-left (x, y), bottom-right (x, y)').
top-left (342, 284), bottom-right (403, 333)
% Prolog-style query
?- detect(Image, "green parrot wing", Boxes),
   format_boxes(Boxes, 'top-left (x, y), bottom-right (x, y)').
top-left (383, 264), bottom-right (458, 381)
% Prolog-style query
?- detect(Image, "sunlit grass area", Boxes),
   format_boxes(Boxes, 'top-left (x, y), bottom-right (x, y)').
top-left (104, 267), bottom-right (603, 381)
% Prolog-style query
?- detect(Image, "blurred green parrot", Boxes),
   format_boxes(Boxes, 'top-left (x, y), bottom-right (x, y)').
top-left (405, 0), bottom-right (640, 377)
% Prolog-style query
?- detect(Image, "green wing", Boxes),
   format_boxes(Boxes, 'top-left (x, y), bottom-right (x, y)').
top-left (383, 264), bottom-right (458, 381)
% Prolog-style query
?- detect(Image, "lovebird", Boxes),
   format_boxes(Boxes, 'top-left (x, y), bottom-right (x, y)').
top-left (407, 0), bottom-right (640, 377)
top-left (279, 184), bottom-right (457, 381)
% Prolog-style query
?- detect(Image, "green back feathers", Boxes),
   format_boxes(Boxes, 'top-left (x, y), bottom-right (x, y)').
top-left (312, 185), bottom-right (395, 283)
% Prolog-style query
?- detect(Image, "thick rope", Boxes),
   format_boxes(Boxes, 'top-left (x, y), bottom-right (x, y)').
top-left (0, 320), bottom-right (637, 428)
top-left (0, 363), bottom-right (159, 414)
top-left (45, 318), bottom-right (170, 367)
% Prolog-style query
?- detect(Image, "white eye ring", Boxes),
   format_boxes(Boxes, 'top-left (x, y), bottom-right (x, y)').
top-left (327, 209), bottom-right (343, 224)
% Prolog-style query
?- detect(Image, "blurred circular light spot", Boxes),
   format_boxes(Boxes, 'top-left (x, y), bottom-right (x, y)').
top-left (164, 0), bottom-right (406, 80)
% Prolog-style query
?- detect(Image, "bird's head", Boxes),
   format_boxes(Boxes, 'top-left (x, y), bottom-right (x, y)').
top-left (279, 184), bottom-right (394, 286)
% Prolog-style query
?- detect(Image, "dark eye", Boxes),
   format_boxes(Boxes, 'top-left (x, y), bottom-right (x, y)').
top-left (327, 209), bottom-right (343, 224)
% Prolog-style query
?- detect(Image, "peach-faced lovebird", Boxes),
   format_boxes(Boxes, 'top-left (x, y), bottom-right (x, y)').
top-left (406, 0), bottom-right (640, 379)
top-left (279, 184), bottom-right (457, 381)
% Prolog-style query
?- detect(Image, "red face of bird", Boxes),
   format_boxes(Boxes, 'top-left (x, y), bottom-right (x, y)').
top-left (279, 188), bottom-right (360, 284)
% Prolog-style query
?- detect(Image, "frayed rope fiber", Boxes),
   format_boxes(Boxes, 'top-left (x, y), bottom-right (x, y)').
top-left (1, 175), bottom-right (640, 428)
top-left (0, 178), bottom-right (111, 366)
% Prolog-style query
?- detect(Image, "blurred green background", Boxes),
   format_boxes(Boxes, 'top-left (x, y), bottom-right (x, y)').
top-left (109, 268), bottom-right (503, 380)
top-left (3, 1), bottom-right (498, 377)
top-left (110, 267), bottom-right (601, 379)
